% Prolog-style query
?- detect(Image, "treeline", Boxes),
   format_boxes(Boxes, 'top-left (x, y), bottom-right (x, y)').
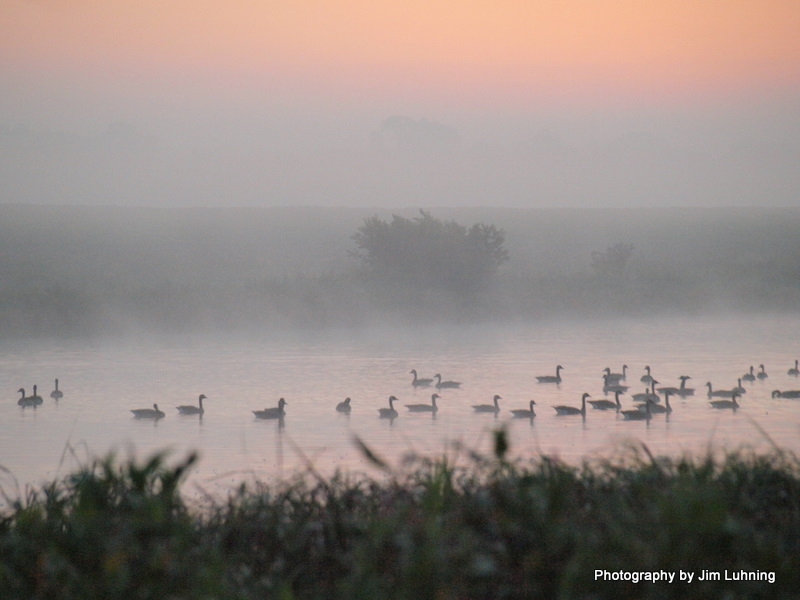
top-left (1, 205), bottom-right (799, 338)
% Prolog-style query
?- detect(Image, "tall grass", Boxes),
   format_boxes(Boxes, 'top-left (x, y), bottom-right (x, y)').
top-left (2, 437), bottom-right (799, 599)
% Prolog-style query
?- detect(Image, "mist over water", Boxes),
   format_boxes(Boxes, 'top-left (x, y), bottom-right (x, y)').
top-left (1, 204), bottom-right (799, 339)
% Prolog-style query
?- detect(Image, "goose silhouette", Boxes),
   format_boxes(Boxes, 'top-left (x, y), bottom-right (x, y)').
top-left (177, 394), bottom-right (206, 415)
top-left (131, 403), bottom-right (165, 419)
top-left (253, 398), bottom-right (287, 419)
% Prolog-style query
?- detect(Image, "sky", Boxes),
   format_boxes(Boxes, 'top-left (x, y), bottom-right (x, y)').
top-left (1, 0), bottom-right (799, 207)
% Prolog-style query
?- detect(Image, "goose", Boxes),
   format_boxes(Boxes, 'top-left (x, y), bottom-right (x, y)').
top-left (640, 366), bottom-right (654, 384)
top-left (710, 392), bottom-right (739, 410)
top-left (705, 382), bottom-right (736, 398)
top-left (253, 398), bottom-right (287, 420)
top-left (536, 365), bottom-right (563, 384)
top-left (602, 374), bottom-right (628, 395)
top-left (772, 389), bottom-right (800, 399)
top-left (589, 391), bottom-right (622, 411)
top-left (741, 366), bottom-right (756, 382)
top-left (732, 378), bottom-right (747, 395)
top-left (27, 385), bottom-right (44, 405)
top-left (472, 394), bottom-right (502, 414)
top-left (50, 379), bottom-right (64, 400)
top-left (757, 364), bottom-right (768, 380)
top-left (789, 360), bottom-right (799, 376)
top-left (131, 403), bottom-right (165, 419)
top-left (638, 391), bottom-right (672, 414)
top-left (603, 365), bottom-right (628, 383)
top-left (657, 375), bottom-right (691, 396)
top-left (336, 397), bottom-right (352, 414)
top-left (17, 388), bottom-right (40, 407)
top-left (621, 399), bottom-right (652, 421)
top-left (406, 393), bottom-right (439, 413)
top-left (409, 369), bottom-right (433, 388)
top-left (378, 395), bottom-right (399, 419)
top-left (675, 375), bottom-right (695, 397)
top-left (631, 381), bottom-right (660, 403)
top-left (177, 394), bottom-right (206, 415)
top-left (553, 392), bottom-right (589, 416)
top-left (510, 400), bottom-right (536, 419)
top-left (433, 374), bottom-right (462, 389)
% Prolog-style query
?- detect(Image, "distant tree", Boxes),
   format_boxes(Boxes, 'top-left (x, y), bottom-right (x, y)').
top-left (352, 211), bottom-right (509, 294)
top-left (590, 243), bottom-right (634, 279)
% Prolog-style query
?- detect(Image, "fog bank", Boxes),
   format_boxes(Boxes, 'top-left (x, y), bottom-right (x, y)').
top-left (2, 205), bottom-right (798, 339)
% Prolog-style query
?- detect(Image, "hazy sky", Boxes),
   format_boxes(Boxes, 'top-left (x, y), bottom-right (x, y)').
top-left (2, 0), bottom-right (799, 207)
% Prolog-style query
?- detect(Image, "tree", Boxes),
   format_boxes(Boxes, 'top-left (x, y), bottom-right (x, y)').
top-left (352, 211), bottom-right (509, 294)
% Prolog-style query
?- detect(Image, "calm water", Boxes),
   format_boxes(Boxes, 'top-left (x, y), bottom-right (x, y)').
top-left (2, 314), bottom-right (799, 501)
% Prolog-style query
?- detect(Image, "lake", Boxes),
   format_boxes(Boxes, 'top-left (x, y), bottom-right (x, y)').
top-left (2, 313), bottom-right (799, 502)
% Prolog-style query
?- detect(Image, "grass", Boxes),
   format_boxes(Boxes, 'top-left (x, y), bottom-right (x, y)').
top-left (1, 434), bottom-right (799, 599)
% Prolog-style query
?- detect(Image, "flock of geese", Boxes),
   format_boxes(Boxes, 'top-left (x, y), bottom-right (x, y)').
top-left (338, 361), bottom-right (800, 423)
top-left (15, 361), bottom-right (800, 423)
top-left (16, 380), bottom-right (63, 407)
top-left (347, 361), bottom-right (800, 422)
top-left (137, 359), bottom-right (800, 422)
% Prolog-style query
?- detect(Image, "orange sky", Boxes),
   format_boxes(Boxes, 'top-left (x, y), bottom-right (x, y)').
top-left (3, 0), bottom-right (799, 107)
top-left (2, 1), bottom-right (800, 207)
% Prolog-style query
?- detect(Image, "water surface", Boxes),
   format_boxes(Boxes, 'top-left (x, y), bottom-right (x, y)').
top-left (2, 314), bottom-right (799, 501)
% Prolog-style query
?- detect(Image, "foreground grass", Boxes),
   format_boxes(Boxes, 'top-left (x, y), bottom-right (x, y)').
top-left (1, 434), bottom-right (799, 599)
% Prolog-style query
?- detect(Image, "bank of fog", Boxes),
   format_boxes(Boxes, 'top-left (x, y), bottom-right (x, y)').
top-left (0, 206), bottom-right (798, 338)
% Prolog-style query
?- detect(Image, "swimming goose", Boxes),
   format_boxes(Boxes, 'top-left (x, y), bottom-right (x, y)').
top-left (406, 393), bottom-right (439, 413)
top-left (253, 398), bottom-right (287, 419)
top-left (789, 360), bottom-right (799, 376)
top-left (710, 392), bottom-right (739, 410)
top-left (741, 366), bottom-right (756, 382)
top-left (640, 366), bottom-right (654, 384)
top-left (757, 364), bottom-right (768, 380)
top-left (638, 391), bottom-right (672, 414)
top-left (472, 394), bottom-right (502, 413)
top-left (553, 393), bottom-right (589, 416)
top-left (631, 381), bottom-right (660, 403)
top-left (17, 388), bottom-right (41, 407)
top-left (410, 369), bottom-right (433, 387)
top-left (657, 376), bottom-right (690, 395)
top-left (536, 365), bottom-right (563, 384)
top-left (621, 399), bottom-right (652, 421)
top-left (732, 378), bottom-right (747, 395)
top-left (589, 391), bottom-right (622, 411)
top-left (378, 395), bottom-right (399, 419)
top-left (677, 376), bottom-right (695, 397)
top-left (772, 389), bottom-right (800, 399)
top-left (336, 397), bottom-right (352, 414)
top-left (433, 374), bottom-right (462, 389)
top-left (603, 365), bottom-right (628, 383)
top-left (177, 394), bottom-right (206, 415)
top-left (50, 379), bottom-right (63, 400)
top-left (27, 385), bottom-right (44, 405)
top-left (131, 403), bottom-right (165, 419)
top-left (705, 382), bottom-right (736, 398)
top-left (510, 400), bottom-right (536, 419)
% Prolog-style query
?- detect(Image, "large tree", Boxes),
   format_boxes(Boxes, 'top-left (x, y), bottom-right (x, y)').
top-left (352, 211), bottom-right (509, 294)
